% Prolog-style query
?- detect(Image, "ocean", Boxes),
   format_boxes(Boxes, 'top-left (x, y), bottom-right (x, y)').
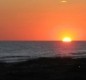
top-left (0, 41), bottom-right (86, 62)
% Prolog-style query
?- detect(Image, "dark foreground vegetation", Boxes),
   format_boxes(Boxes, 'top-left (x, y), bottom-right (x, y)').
top-left (0, 57), bottom-right (86, 80)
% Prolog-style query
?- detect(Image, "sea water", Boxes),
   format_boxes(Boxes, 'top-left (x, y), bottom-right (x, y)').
top-left (0, 41), bottom-right (86, 62)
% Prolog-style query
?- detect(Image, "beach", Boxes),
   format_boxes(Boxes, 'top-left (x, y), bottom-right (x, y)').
top-left (0, 57), bottom-right (86, 80)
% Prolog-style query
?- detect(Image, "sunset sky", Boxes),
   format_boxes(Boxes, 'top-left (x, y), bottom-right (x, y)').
top-left (0, 0), bottom-right (86, 41)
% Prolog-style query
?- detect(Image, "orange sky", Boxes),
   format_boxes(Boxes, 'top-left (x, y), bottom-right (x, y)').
top-left (0, 0), bottom-right (86, 41)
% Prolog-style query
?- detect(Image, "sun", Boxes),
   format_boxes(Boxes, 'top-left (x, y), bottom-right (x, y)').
top-left (62, 37), bottom-right (72, 42)
top-left (61, 0), bottom-right (67, 3)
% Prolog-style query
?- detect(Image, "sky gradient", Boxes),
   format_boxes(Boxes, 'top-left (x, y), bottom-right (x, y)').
top-left (0, 0), bottom-right (86, 41)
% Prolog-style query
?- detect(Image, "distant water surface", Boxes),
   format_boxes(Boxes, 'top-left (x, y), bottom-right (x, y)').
top-left (0, 41), bottom-right (86, 62)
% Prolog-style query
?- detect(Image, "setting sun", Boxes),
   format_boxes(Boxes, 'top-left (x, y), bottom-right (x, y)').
top-left (61, 0), bottom-right (67, 3)
top-left (62, 37), bottom-right (72, 42)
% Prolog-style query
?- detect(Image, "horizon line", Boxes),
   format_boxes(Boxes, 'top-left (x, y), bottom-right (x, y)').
top-left (0, 40), bottom-right (86, 42)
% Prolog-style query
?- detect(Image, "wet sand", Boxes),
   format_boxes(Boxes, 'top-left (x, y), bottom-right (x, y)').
top-left (0, 57), bottom-right (86, 80)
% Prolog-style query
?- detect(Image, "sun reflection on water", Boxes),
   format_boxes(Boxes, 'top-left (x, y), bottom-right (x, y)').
top-left (54, 41), bottom-right (75, 57)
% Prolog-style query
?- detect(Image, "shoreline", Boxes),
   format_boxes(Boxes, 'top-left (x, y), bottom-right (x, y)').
top-left (0, 57), bottom-right (86, 79)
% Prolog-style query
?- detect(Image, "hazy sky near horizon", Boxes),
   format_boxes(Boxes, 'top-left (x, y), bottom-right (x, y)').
top-left (0, 0), bottom-right (86, 40)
